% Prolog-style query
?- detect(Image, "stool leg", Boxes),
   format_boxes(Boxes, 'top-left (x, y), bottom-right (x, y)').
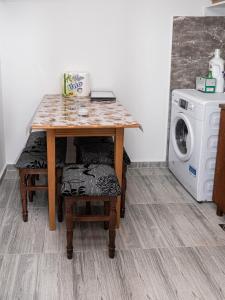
top-left (31, 175), bottom-right (36, 196)
top-left (57, 196), bottom-right (63, 222)
top-left (20, 170), bottom-right (28, 222)
top-left (120, 165), bottom-right (127, 218)
top-left (108, 198), bottom-right (117, 258)
top-left (104, 201), bottom-right (110, 230)
top-left (57, 168), bottom-right (62, 184)
top-left (27, 175), bottom-right (34, 202)
top-left (66, 197), bottom-right (74, 259)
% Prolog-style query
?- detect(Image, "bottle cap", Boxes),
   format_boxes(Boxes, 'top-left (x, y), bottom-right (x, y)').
top-left (208, 70), bottom-right (213, 79)
top-left (215, 49), bottom-right (221, 57)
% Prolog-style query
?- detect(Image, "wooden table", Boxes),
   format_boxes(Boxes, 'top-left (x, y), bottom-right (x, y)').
top-left (31, 95), bottom-right (140, 230)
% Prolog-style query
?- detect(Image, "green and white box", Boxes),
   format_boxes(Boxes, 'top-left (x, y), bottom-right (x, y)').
top-left (196, 76), bottom-right (216, 93)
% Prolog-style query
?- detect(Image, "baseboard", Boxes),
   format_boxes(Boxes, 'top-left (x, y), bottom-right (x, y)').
top-left (6, 164), bottom-right (16, 171)
top-left (129, 161), bottom-right (168, 168)
top-left (0, 164), bottom-right (7, 183)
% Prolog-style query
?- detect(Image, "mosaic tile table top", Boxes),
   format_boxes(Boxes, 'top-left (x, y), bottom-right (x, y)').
top-left (31, 95), bottom-right (140, 129)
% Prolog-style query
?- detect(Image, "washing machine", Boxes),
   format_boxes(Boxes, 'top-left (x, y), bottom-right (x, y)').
top-left (169, 89), bottom-right (225, 202)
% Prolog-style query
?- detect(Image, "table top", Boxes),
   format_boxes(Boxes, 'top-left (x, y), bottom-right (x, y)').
top-left (31, 95), bottom-right (140, 129)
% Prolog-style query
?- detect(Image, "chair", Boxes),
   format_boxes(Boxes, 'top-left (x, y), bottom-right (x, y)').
top-left (74, 137), bottom-right (131, 217)
top-left (60, 164), bottom-right (121, 259)
top-left (16, 131), bottom-right (67, 222)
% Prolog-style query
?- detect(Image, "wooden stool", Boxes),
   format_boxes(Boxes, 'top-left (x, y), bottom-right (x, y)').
top-left (16, 132), bottom-right (66, 222)
top-left (60, 164), bottom-right (121, 259)
top-left (74, 137), bottom-right (130, 217)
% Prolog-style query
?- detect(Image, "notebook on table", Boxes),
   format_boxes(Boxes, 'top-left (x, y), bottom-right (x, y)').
top-left (90, 91), bottom-right (116, 102)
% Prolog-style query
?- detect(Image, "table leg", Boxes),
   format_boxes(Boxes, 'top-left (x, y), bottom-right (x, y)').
top-left (47, 130), bottom-right (56, 230)
top-left (114, 128), bottom-right (124, 227)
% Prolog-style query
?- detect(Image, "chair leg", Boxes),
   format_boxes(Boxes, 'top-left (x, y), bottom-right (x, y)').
top-left (66, 197), bottom-right (74, 259)
top-left (58, 196), bottom-right (63, 222)
top-left (31, 175), bottom-right (36, 197)
top-left (104, 201), bottom-right (110, 230)
top-left (57, 168), bottom-right (62, 184)
top-left (27, 175), bottom-right (34, 202)
top-left (108, 198), bottom-right (117, 258)
top-left (56, 168), bottom-right (64, 222)
top-left (120, 164), bottom-right (127, 218)
top-left (19, 170), bottom-right (28, 222)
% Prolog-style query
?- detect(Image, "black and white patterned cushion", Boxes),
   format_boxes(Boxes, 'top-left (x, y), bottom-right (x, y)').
top-left (16, 133), bottom-right (67, 169)
top-left (76, 142), bottom-right (131, 166)
top-left (61, 164), bottom-right (121, 197)
top-left (25, 131), bottom-right (46, 148)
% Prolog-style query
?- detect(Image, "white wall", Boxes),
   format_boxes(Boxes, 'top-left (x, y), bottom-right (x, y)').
top-left (0, 0), bottom-right (209, 163)
top-left (0, 62), bottom-right (6, 177)
top-left (0, 2), bottom-right (6, 176)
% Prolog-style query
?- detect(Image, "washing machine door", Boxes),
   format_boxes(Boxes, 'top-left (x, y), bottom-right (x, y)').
top-left (171, 112), bottom-right (194, 161)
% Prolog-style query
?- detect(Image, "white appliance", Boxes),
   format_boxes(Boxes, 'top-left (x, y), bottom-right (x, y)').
top-left (169, 89), bottom-right (225, 202)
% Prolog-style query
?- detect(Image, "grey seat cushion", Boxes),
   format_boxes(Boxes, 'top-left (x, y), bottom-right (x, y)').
top-left (25, 131), bottom-right (46, 148)
top-left (16, 134), bottom-right (67, 169)
top-left (76, 142), bottom-right (131, 166)
top-left (61, 164), bottom-right (121, 197)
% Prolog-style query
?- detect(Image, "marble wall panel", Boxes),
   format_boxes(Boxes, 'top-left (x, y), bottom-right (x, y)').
top-left (170, 17), bottom-right (225, 91)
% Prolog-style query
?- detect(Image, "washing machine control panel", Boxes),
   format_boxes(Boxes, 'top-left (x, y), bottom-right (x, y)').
top-left (179, 98), bottom-right (188, 109)
top-left (174, 98), bottom-right (194, 110)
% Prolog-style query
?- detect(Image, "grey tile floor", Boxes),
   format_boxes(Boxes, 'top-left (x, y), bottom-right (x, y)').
top-left (1, 167), bottom-right (225, 299)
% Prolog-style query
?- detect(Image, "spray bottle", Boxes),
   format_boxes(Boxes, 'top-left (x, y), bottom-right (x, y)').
top-left (209, 49), bottom-right (225, 93)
